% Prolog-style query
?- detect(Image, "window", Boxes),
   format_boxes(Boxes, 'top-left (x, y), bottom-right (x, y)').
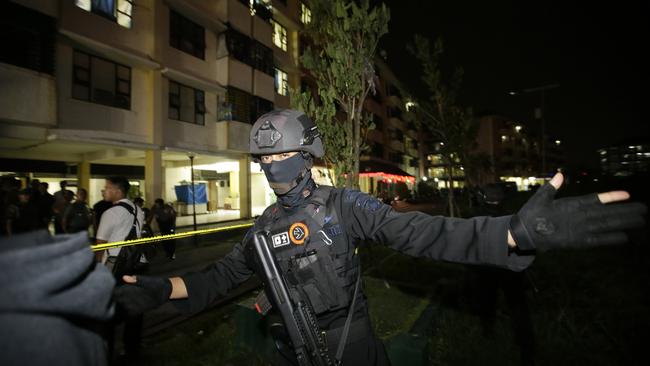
top-left (74, 0), bottom-right (133, 28)
top-left (72, 50), bottom-right (131, 109)
top-left (252, 41), bottom-right (274, 76)
top-left (170, 10), bottom-right (205, 59)
top-left (169, 80), bottom-right (205, 125)
top-left (252, 96), bottom-right (274, 123)
top-left (225, 87), bottom-right (274, 124)
top-left (251, 0), bottom-right (272, 22)
top-left (226, 87), bottom-right (253, 124)
top-left (221, 28), bottom-right (273, 75)
top-left (271, 20), bottom-right (287, 51)
top-left (1, 2), bottom-right (56, 74)
top-left (300, 3), bottom-right (312, 24)
top-left (224, 28), bottom-right (251, 64)
top-left (275, 68), bottom-right (288, 96)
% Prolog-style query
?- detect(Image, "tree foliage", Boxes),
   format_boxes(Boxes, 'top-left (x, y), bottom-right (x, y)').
top-left (406, 35), bottom-right (485, 216)
top-left (292, 0), bottom-right (390, 188)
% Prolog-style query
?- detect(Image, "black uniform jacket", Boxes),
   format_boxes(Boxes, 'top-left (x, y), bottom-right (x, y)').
top-left (172, 187), bottom-right (534, 320)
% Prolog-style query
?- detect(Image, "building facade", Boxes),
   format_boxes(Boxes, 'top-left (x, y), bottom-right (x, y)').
top-left (598, 141), bottom-right (650, 177)
top-left (1, 0), bottom-right (425, 227)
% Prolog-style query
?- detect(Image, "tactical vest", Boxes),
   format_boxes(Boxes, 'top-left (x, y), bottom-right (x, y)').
top-left (247, 186), bottom-right (360, 315)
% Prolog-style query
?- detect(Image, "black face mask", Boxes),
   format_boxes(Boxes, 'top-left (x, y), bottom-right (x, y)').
top-left (260, 154), bottom-right (315, 208)
top-left (260, 153), bottom-right (308, 195)
top-left (276, 171), bottom-right (316, 208)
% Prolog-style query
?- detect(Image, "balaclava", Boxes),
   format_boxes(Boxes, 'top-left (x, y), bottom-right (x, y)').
top-left (260, 153), bottom-right (316, 207)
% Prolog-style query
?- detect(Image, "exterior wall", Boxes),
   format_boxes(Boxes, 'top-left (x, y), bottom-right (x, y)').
top-left (60, 0), bottom-right (154, 57)
top-left (275, 94), bottom-right (290, 109)
top-left (156, 5), bottom-right (218, 81)
top-left (228, 0), bottom-right (252, 35)
top-left (10, 0), bottom-right (58, 17)
top-left (0, 63), bottom-right (56, 126)
top-left (55, 43), bottom-right (151, 143)
top-left (253, 16), bottom-right (273, 48)
top-left (224, 59), bottom-right (253, 93)
top-left (253, 70), bottom-right (275, 101)
top-left (161, 78), bottom-right (221, 151)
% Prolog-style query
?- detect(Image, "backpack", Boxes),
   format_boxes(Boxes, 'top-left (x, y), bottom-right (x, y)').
top-left (66, 202), bottom-right (91, 233)
top-left (156, 204), bottom-right (176, 225)
top-left (111, 202), bottom-right (146, 279)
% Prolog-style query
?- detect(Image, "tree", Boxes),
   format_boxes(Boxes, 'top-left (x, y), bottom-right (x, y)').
top-left (406, 35), bottom-right (483, 217)
top-left (291, 0), bottom-right (390, 188)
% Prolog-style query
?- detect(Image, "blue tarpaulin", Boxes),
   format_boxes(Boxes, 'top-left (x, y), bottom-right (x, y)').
top-left (174, 184), bottom-right (207, 204)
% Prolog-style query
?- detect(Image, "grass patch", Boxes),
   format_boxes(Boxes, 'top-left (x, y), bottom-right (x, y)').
top-left (138, 303), bottom-right (267, 366)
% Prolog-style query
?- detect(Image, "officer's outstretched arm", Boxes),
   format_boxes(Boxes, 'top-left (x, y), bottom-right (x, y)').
top-left (340, 189), bottom-right (532, 271)
top-left (113, 275), bottom-right (173, 316)
top-left (509, 173), bottom-right (646, 251)
top-left (339, 174), bottom-right (645, 271)
top-left (114, 240), bottom-right (254, 315)
top-left (121, 275), bottom-right (188, 299)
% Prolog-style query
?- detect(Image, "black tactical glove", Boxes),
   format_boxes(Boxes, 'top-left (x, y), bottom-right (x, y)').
top-left (113, 275), bottom-right (172, 316)
top-left (510, 183), bottom-right (646, 251)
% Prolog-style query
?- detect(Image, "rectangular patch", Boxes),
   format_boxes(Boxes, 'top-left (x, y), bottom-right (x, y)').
top-left (271, 232), bottom-right (291, 248)
top-left (325, 224), bottom-right (343, 238)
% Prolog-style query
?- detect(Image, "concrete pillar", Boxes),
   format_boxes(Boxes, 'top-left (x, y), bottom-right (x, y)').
top-left (77, 161), bottom-right (91, 191)
top-left (238, 155), bottom-right (251, 218)
top-left (145, 68), bottom-right (164, 206)
top-left (145, 150), bottom-right (163, 205)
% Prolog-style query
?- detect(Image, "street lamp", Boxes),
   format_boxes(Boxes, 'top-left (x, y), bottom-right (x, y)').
top-left (508, 83), bottom-right (560, 177)
top-left (187, 152), bottom-right (197, 231)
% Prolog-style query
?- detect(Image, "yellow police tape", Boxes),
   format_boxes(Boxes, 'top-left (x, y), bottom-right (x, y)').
top-left (91, 223), bottom-right (254, 252)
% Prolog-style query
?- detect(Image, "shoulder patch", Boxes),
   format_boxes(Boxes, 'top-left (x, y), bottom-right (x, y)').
top-left (344, 190), bottom-right (384, 213)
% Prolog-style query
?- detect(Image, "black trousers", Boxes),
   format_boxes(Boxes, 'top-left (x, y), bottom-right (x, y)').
top-left (159, 223), bottom-right (176, 258)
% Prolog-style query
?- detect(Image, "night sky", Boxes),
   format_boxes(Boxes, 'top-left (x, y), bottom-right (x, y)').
top-left (378, 0), bottom-right (650, 170)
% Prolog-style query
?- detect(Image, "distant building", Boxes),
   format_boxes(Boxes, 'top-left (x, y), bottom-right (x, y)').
top-left (473, 114), bottom-right (564, 190)
top-left (598, 141), bottom-right (650, 177)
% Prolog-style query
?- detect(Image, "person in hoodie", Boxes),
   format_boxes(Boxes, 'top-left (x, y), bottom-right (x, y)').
top-left (0, 230), bottom-right (115, 366)
top-left (114, 109), bottom-right (646, 366)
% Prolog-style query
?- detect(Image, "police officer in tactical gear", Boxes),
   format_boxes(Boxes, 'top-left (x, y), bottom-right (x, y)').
top-left (115, 109), bottom-right (646, 366)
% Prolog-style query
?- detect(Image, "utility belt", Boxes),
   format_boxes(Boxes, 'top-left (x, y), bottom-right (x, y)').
top-left (325, 316), bottom-right (372, 348)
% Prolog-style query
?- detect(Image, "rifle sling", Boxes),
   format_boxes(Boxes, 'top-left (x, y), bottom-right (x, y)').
top-left (334, 269), bottom-right (362, 364)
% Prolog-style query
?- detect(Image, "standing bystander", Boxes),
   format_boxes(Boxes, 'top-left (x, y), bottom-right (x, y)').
top-left (36, 182), bottom-right (55, 230)
top-left (95, 176), bottom-right (145, 363)
top-left (152, 198), bottom-right (177, 259)
top-left (53, 181), bottom-right (73, 234)
top-left (63, 188), bottom-right (92, 234)
top-left (92, 189), bottom-right (113, 237)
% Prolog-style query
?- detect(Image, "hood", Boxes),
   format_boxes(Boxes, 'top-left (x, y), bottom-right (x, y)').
top-left (0, 230), bottom-right (115, 321)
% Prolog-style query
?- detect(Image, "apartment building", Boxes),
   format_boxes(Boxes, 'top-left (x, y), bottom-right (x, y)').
top-left (0, 0), bottom-right (425, 226)
top-left (360, 57), bottom-right (420, 198)
top-left (0, 0), bottom-right (316, 226)
top-left (598, 141), bottom-right (650, 177)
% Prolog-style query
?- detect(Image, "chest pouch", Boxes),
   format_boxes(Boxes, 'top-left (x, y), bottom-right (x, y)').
top-left (284, 248), bottom-right (351, 315)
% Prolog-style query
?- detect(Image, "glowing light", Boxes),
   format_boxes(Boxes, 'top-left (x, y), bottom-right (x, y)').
top-left (515, 125), bottom-right (522, 132)
top-left (359, 172), bottom-right (416, 184)
top-left (405, 101), bottom-right (416, 111)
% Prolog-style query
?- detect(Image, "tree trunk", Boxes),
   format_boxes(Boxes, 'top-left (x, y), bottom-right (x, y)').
top-left (446, 164), bottom-right (455, 217)
top-left (352, 109), bottom-right (361, 190)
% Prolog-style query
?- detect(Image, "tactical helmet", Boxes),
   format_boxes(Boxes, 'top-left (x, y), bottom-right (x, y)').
top-left (249, 109), bottom-right (324, 158)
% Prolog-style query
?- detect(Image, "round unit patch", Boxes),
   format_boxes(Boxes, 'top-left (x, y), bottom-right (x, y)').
top-left (289, 222), bottom-right (309, 245)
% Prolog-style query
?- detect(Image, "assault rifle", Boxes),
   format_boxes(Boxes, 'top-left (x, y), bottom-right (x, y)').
top-left (252, 231), bottom-right (334, 366)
